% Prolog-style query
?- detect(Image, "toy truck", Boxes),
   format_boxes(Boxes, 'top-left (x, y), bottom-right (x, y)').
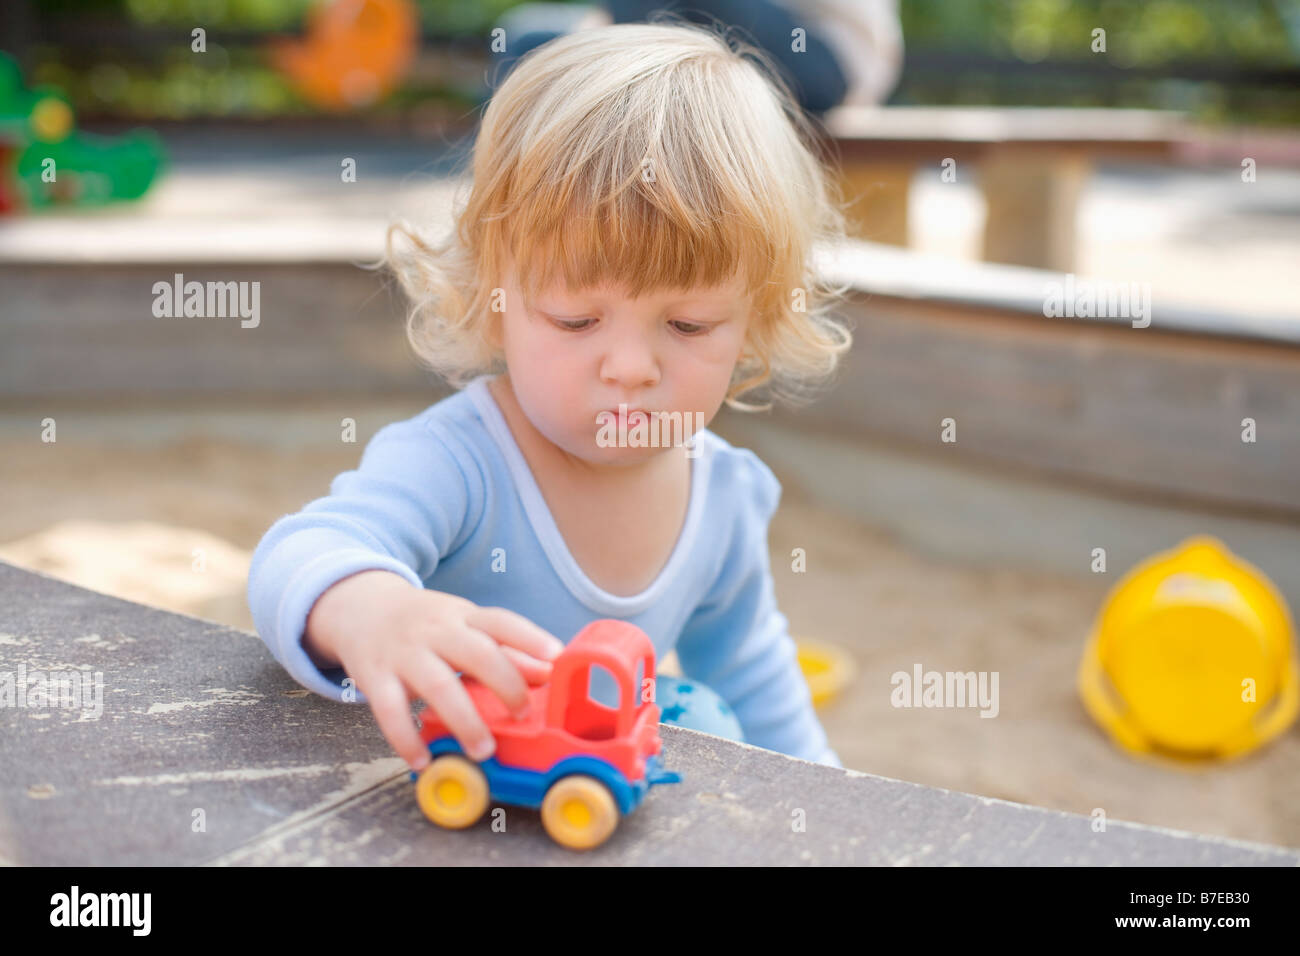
top-left (411, 618), bottom-right (681, 851)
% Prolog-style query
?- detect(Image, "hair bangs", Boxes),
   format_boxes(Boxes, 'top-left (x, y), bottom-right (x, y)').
top-left (501, 156), bottom-right (769, 307)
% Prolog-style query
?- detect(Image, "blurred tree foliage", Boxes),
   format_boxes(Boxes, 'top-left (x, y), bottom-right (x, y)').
top-left (35, 0), bottom-right (516, 33)
top-left (896, 0), bottom-right (1300, 123)
top-left (901, 0), bottom-right (1298, 65)
top-left (15, 0), bottom-right (515, 120)
top-left (7, 0), bottom-right (1300, 122)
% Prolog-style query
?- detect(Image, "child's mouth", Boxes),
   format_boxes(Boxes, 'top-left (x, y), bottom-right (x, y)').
top-left (600, 407), bottom-right (653, 427)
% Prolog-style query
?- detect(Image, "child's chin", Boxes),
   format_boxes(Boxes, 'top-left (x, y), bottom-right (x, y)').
top-left (585, 440), bottom-right (669, 466)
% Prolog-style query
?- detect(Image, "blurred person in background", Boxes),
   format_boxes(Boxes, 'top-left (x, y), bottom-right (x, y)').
top-left (490, 0), bottom-right (903, 117)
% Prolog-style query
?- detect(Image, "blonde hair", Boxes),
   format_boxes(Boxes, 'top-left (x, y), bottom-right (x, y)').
top-left (385, 17), bottom-right (854, 411)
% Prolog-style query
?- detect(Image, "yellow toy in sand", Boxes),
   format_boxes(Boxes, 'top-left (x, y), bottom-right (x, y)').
top-left (1078, 535), bottom-right (1298, 762)
top-left (796, 638), bottom-right (857, 708)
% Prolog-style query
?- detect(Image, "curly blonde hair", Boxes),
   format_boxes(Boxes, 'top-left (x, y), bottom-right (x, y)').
top-left (385, 17), bottom-right (854, 411)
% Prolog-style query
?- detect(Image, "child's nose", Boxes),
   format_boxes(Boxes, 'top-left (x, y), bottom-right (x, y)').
top-left (599, 337), bottom-right (660, 389)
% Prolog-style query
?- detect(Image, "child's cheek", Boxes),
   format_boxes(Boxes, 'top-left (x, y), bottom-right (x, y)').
top-left (683, 335), bottom-right (742, 389)
top-left (512, 347), bottom-right (585, 441)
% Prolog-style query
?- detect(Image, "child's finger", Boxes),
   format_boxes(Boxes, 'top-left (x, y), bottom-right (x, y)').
top-left (435, 626), bottom-right (532, 716)
top-left (466, 605), bottom-right (566, 661)
top-left (402, 649), bottom-right (498, 761)
top-left (360, 671), bottom-right (430, 770)
top-left (499, 644), bottom-right (554, 685)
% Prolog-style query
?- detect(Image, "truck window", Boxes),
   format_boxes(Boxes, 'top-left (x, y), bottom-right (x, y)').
top-left (562, 664), bottom-right (622, 741)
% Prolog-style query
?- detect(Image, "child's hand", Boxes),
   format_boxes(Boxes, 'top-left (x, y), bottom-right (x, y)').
top-left (304, 570), bottom-right (567, 771)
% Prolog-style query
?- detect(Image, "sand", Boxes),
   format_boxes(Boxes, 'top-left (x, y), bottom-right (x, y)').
top-left (2, 404), bottom-right (1297, 851)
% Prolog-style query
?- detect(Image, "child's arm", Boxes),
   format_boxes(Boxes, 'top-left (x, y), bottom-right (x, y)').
top-left (246, 416), bottom-right (483, 700)
top-left (247, 415), bottom-right (567, 771)
top-left (674, 452), bottom-right (843, 768)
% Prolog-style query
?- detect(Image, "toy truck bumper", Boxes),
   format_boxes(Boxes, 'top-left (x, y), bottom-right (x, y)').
top-left (644, 754), bottom-right (681, 787)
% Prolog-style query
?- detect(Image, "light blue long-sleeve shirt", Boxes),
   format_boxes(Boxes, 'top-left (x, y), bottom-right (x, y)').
top-left (246, 373), bottom-right (841, 767)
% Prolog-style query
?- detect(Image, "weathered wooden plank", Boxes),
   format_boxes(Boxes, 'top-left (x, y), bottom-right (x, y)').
top-left (822, 106), bottom-right (1189, 162)
top-left (1, 561), bottom-right (1297, 865)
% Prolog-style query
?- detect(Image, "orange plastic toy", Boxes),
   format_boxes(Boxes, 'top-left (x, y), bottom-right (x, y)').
top-left (271, 0), bottom-right (419, 110)
top-left (411, 619), bottom-right (681, 851)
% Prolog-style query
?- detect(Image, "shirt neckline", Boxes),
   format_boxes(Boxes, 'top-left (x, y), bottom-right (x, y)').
top-left (466, 374), bottom-right (712, 617)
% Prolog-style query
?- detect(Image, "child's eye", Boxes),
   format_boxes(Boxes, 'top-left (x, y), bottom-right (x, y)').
top-left (670, 320), bottom-right (709, 336)
top-left (554, 317), bottom-right (596, 331)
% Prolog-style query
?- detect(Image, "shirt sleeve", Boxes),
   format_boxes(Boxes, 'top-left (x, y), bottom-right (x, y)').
top-left (673, 451), bottom-right (843, 768)
top-left (245, 416), bottom-right (482, 703)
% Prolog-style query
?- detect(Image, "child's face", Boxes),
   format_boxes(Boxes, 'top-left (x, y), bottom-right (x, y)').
top-left (493, 262), bottom-right (752, 466)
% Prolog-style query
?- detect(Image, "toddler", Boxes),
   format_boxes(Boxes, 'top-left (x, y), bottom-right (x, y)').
top-left (247, 19), bottom-right (853, 773)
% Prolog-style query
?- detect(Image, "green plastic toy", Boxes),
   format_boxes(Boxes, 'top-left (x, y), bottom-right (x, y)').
top-left (0, 52), bottom-right (165, 213)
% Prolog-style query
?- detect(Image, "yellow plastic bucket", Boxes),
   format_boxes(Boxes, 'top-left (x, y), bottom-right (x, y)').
top-left (1078, 535), bottom-right (1298, 762)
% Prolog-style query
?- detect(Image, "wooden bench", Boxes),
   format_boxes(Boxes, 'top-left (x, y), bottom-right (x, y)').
top-left (819, 106), bottom-right (1189, 271)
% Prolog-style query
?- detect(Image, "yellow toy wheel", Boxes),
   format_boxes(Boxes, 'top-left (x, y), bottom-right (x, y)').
top-left (415, 754), bottom-right (489, 829)
top-left (540, 775), bottom-right (620, 851)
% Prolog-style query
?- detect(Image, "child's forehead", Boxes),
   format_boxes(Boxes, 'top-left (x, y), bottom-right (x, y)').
top-left (511, 263), bottom-right (750, 304)
top-left (500, 232), bottom-right (759, 307)
top-left (538, 279), bottom-right (744, 303)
